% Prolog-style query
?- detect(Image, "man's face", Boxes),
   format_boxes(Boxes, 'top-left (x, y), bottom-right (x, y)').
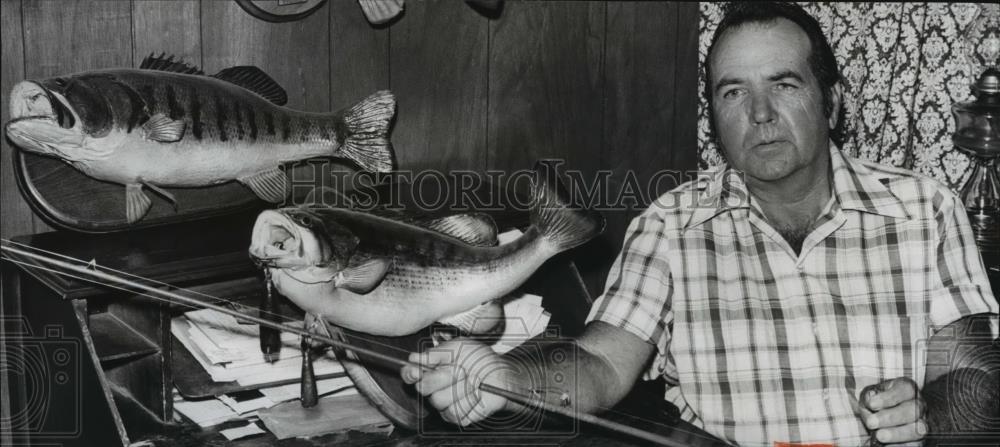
top-left (709, 19), bottom-right (836, 186)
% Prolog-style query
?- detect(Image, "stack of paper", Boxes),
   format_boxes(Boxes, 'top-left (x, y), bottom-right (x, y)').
top-left (172, 378), bottom-right (359, 430)
top-left (171, 309), bottom-right (345, 386)
top-left (258, 393), bottom-right (393, 440)
top-left (492, 293), bottom-right (551, 354)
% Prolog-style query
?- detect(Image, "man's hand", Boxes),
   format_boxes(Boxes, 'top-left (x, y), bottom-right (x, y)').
top-left (858, 377), bottom-right (928, 444)
top-left (401, 338), bottom-right (512, 426)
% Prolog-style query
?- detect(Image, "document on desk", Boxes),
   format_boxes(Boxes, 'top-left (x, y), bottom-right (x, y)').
top-left (258, 376), bottom-right (357, 403)
top-left (173, 398), bottom-right (241, 428)
top-left (184, 308), bottom-right (303, 366)
top-left (171, 311), bottom-right (345, 385)
top-left (258, 393), bottom-right (392, 440)
top-left (219, 422), bottom-right (266, 441)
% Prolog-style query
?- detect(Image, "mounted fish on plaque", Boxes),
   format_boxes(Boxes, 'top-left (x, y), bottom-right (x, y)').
top-left (234, 0), bottom-right (329, 23)
top-left (234, 0), bottom-right (406, 26)
top-left (4, 54), bottom-right (396, 232)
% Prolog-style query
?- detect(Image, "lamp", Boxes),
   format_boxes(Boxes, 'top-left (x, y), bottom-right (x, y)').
top-left (952, 67), bottom-right (1000, 253)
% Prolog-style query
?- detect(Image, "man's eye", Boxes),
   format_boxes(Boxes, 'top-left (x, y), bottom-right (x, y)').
top-left (722, 89), bottom-right (744, 99)
top-left (775, 83), bottom-right (798, 91)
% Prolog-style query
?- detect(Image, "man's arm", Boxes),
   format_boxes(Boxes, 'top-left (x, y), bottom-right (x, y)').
top-left (401, 320), bottom-right (655, 426)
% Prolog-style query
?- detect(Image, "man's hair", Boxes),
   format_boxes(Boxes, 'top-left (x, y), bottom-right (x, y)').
top-left (704, 2), bottom-right (846, 147)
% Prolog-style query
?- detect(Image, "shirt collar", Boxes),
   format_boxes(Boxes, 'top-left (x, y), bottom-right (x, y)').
top-left (684, 143), bottom-right (909, 230)
top-left (828, 144), bottom-right (910, 220)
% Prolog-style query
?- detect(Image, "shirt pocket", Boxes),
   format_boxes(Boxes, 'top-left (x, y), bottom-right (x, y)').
top-left (836, 292), bottom-right (925, 382)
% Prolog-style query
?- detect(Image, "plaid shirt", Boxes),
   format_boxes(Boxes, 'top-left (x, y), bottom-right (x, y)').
top-left (587, 146), bottom-right (999, 447)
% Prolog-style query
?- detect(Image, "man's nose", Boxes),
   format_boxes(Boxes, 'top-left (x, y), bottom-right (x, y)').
top-left (750, 91), bottom-right (776, 125)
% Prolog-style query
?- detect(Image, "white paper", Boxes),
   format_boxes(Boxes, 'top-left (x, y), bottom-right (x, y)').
top-left (492, 293), bottom-right (550, 354)
top-left (173, 398), bottom-right (239, 428)
top-left (258, 376), bottom-right (358, 403)
top-left (184, 308), bottom-right (302, 367)
top-left (218, 393), bottom-right (275, 415)
top-left (171, 315), bottom-right (346, 385)
top-left (219, 422), bottom-right (266, 441)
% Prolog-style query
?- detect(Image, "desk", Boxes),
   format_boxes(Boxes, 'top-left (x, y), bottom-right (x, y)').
top-left (0, 199), bottom-right (724, 446)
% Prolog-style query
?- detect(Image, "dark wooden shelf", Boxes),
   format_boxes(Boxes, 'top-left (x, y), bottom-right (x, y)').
top-left (90, 313), bottom-right (160, 365)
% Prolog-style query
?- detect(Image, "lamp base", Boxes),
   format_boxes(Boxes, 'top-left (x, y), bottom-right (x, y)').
top-left (968, 210), bottom-right (1000, 254)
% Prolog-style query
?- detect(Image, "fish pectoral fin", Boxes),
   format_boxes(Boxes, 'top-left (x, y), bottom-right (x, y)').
top-left (419, 213), bottom-right (499, 247)
top-left (335, 258), bottom-right (391, 294)
top-left (141, 181), bottom-right (178, 210)
top-left (239, 168), bottom-right (288, 203)
top-left (143, 113), bottom-right (185, 142)
top-left (437, 301), bottom-right (505, 335)
top-left (125, 184), bottom-right (152, 223)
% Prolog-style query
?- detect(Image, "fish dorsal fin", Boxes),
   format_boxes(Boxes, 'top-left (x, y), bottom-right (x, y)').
top-left (212, 66), bottom-right (288, 106)
top-left (139, 53), bottom-right (204, 75)
top-left (335, 257), bottom-right (391, 294)
top-left (143, 113), bottom-right (186, 142)
top-left (303, 187), bottom-right (355, 208)
top-left (419, 213), bottom-right (498, 247)
top-left (238, 168), bottom-right (288, 203)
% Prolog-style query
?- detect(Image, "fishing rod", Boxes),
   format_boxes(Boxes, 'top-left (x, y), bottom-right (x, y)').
top-left (1, 243), bottom-right (690, 446)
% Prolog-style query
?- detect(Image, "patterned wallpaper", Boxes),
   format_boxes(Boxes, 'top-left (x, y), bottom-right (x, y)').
top-left (698, 2), bottom-right (1000, 191)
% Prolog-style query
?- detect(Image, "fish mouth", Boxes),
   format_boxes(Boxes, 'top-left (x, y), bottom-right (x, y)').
top-left (9, 81), bottom-right (76, 130)
top-left (249, 209), bottom-right (326, 270)
top-left (6, 81), bottom-right (82, 158)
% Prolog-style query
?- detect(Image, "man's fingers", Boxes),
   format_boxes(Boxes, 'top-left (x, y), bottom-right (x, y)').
top-left (863, 377), bottom-right (918, 411)
top-left (428, 377), bottom-right (476, 414)
top-left (401, 364), bottom-right (421, 384)
top-left (457, 393), bottom-right (489, 427)
top-left (875, 419), bottom-right (929, 444)
top-left (415, 365), bottom-right (466, 396)
top-left (865, 398), bottom-right (925, 429)
top-left (403, 343), bottom-right (468, 386)
top-left (443, 381), bottom-right (483, 426)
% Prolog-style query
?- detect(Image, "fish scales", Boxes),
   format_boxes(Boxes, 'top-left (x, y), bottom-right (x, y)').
top-left (5, 55), bottom-right (396, 223)
top-left (110, 70), bottom-right (294, 145)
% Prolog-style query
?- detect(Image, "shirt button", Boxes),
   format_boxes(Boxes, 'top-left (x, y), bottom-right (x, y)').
top-left (812, 322), bottom-right (819, 335)
top-left (823, 390), bottom-right (830, 400)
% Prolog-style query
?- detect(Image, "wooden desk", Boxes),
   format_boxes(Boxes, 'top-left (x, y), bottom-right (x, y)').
top-left (1, 201), bottom-right (725, 446)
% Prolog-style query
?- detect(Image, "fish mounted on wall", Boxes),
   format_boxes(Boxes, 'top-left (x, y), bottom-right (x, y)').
top-left (248, 161), bottom-right (605, 337)
top-left (358, 0), bottom-right (404, 25)
top-left (235, 0), bottom-right (330, 23)
top-left (5, 54), bottom-right (396, 224)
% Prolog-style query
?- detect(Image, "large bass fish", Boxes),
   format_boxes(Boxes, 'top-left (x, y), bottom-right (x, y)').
top-left (248, 163), bottom-right (605, 337)
top-left (5, 54), bottom-right (395, 223)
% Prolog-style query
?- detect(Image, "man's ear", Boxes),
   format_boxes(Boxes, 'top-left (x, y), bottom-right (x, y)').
top-left (828, 82), bottom-right (844, 130)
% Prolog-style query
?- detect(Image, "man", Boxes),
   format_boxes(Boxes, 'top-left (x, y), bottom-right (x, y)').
top-left (402, 3), bottom-right (999, 446)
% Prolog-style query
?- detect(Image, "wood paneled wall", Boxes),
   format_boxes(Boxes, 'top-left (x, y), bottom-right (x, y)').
top-left (0, 0), bottom-right (699, 296)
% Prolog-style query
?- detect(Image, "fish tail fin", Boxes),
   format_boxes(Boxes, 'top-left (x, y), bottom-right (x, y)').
top-left (530, 160), bottom-right (605, 253)
top-left (336, 90), bottom-right (396, 173)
